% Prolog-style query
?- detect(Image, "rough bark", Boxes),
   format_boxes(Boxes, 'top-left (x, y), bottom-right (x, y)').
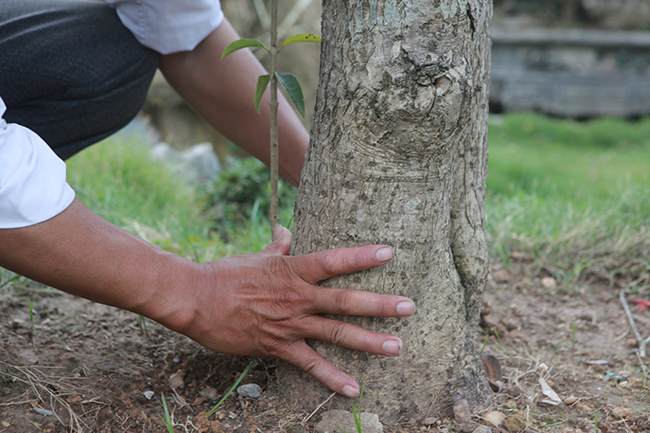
top-left (278, 0), bottom-right (493, 423)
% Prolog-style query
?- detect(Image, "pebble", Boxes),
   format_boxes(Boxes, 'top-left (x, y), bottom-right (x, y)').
top-left (422, 417), bottom-right (438, 426)
top-left (541, 277), bottom-right (557, 289)
top-left (168, 370), bottom-right (185, 390)
top-left (33, 408), bottom-right (54, 416)
top-left (564, 396), bottom-right (579, 405)
top-left (236, 383), bottom-right (262, 398)
top-left (200, 386), bottom-right (218, 401)
top-left (473, 426), bottom-right (492, 433)
top-left (503, 414), bottom-right (527, 432)
top-left (143, 391), bottom-right (154, 400)
top-left (483, 411), bottom-right (505, 427)
top-left (315, 410), bottom-right (383, 433)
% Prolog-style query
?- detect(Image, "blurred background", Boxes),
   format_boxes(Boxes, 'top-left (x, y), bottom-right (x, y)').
top-left (63, 0), bottom-right (649, 290)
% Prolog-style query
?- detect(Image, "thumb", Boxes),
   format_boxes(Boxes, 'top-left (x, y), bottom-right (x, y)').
top-left (263, 225), bottom-right (292, 255)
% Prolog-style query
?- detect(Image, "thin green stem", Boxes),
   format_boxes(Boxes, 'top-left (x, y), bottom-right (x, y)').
top-left (269, 0), bottom-right (279, 237)
top-left (205, 357), bottom-right (256, 417)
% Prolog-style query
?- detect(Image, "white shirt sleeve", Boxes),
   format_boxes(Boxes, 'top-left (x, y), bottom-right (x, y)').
top-left (0, 97), bottom-right (76, 229)
top-left (106, 0), bottom-right (225, 54)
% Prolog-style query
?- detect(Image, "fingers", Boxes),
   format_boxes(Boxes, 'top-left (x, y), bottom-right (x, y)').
top-left (294, 245), bottom-right (395, 284)
top-left (305, 285), bottom-right (414, 318)
top-left (305, 315), bottom-right (404, 357)
top-left (286, 341), bottom-right (361, 398)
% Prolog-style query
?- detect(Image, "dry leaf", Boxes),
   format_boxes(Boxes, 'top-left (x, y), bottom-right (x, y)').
top-left (539, 378), bottom-right (562, 405)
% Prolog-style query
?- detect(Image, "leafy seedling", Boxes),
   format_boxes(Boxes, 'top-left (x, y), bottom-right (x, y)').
top-left (221, 7), bottom-right (321, 236)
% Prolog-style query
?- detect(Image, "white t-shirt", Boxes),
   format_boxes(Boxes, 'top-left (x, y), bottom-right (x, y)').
top-left (0, 0), bottom-right (224, 229)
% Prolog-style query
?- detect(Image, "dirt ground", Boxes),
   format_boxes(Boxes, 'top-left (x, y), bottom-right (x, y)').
top-left (1, 260), bottom-right (649, 433)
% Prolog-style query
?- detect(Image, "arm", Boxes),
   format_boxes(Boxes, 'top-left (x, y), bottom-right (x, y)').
top-left (0, 198), bottom-right (414, 397)
top-left (158, 19), bottom-right (309, 187)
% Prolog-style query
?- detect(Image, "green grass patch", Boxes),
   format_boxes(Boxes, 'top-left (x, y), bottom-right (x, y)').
top-left (66, 136), bottom-right (216, 258)
top-left (486, 113), bottom-right (650, 287)
top-left (61, 113), bottom-right (650, 290)
top-left (65, 136), bottom-right (290, 261)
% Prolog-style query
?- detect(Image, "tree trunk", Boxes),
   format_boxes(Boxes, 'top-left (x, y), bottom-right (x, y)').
top-left (278, 0), bottom-right (493, 423)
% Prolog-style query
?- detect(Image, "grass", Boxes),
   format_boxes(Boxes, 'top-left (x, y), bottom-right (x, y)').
top-left (486, 113), bottom-right (650, 287)
top-left (3, 112), bottom-right (647, 291)
top-left (65, 135), bottom-right (286, 260)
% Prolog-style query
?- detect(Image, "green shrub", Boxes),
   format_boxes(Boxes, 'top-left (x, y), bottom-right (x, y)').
top-left (206, 158), bottom-right (296, 240)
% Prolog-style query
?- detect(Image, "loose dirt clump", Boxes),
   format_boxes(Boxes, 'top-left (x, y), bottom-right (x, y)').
top-left (1, 262), bottom-right (649, 432)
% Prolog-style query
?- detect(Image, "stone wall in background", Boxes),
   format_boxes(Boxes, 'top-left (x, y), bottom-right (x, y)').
top-left (490, 28), bottom-right (650, 118)
top-left (141, 0), bottom-right (650, 153)
top-left (494, 0), bottom-right (650, 30)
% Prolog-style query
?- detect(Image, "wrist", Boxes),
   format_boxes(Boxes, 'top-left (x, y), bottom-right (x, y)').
top-left (137, 252), bottom-right (207, 336)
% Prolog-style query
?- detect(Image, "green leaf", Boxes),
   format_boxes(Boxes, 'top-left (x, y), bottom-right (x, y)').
top-left (205, 357), bottom-right (256, 417)
top-left (275, 72), bottom-right (305, 118)
top-left (221, 38), bottom-right (269, 59)
top-left (254, 75), bottom-right (271, 114)
top-left (279, 33), bottom-right (322, 51)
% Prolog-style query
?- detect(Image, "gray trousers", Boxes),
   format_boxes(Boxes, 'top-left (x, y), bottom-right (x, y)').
top-left (0, 0), bottom-right (159, 160)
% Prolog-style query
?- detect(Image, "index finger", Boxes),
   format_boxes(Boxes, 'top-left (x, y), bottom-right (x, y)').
top-left (292, 245), bottom-right (394, 284)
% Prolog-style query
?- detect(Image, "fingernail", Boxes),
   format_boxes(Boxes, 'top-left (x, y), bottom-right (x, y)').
top-left (342, 385), bottom-right (360, 398)
top-left (382, 339), bottom-right (402, 356)
top-left (375, 246), bottom-right (393, 263)
top-left (273, 224), bottom-right (284, 238)
top-left (396, 300), bottom-right (415, 316)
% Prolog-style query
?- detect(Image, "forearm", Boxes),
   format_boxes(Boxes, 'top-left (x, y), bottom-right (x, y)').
top-left (0, 198), bottom-right (202, 332)
top-left (159, 19), bottom-right (309, 187)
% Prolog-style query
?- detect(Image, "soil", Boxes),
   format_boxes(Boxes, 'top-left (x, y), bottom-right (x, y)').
top-left (1, 260), bottom-right (649, 433)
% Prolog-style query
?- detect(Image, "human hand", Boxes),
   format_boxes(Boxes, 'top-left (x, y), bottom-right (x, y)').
top-left (183, 226), bottom-right (415, 398)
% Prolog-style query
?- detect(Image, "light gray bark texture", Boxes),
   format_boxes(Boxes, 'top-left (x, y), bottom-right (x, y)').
top-left (278, 0), bottom-right (493, 423)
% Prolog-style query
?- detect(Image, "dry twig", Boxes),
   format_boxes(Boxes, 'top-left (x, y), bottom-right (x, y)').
top-left (619, 291), bottom-right (650, 357)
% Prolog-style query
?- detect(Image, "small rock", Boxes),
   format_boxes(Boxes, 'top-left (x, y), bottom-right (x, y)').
top-left (1, 421), bottom-right (10, 428)
top-left (169, 370), bottom-right (185, 390)
top-left (422, 417), bottom-right (438, 426)
top-left (144, 391), bottom-right (154, 400)
top-left (453, 395), bottom-right (472, 424)
top-left (541, 277), bottom-right (557, 289)
top-left (611, 405), bottom-right (633, 419)
top-left (236, 383), bottom-right (262, 399)
top-left (491, 269), bottom-right (510, 283)
top-left (483, 411), bottom-right (505, 427)
top-left (173, 356), bottom-right (181, 364)
top-left (33, 408), bottom-right (54, 416)
top-left (503, 414), bottom-right (527, 432)
top-left (509, 304), bottom-right (523, 317)
top-left (315, 410), bottom-right (383, 433)
top-left (564, 396), bottom-right (579, 405)
top-left (511, 252), bottom-right (532, 262)
top-left (627, 377), bottom-right (644, 388)
top-left (472, 426), bottom-right (492, 433)
top-left (481, 301), bottom-right (492, 317)
top-left (66, 395), bottom-right (82, 404)
top-left (200, 386), bottom-right (218, 401)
